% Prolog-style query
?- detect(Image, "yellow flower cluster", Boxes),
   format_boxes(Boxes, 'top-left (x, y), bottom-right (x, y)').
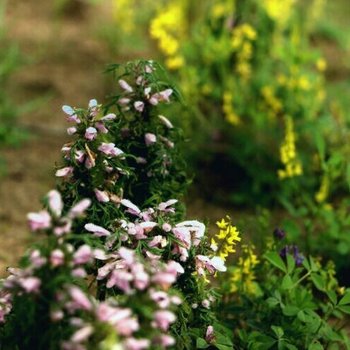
top-left (230, 245), bottom-right (259, 295)
top-left (278, 116), bottom-right (303, 179)
top-left (231, 24), bottom-right (257, 80)
top-left (261, 86), bottom-right (282, 119)
top-left (113, 0), bottom-right (135, 34)
top-left (223, 91), bottom-right (240, 125)
top-left (262, 0), bottom-right (296, 27)
top-left (212, 217), bottom-right (241, 261)
top-left (210, 0), bottom-right (235, 19)
top-left (150, 3), bottom-right (185, 70)
top-left (315, 174), bottom-right (329, 203)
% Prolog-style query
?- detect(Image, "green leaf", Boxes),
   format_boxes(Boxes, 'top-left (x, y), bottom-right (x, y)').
top-left (286, 254), bottom-right (295, 274)
top-left (309, 257), bottom-right (319, 272)
top-left (338, 291), bottom-right (350, 305)
top-left (337, 305), bottom-right (350, 314)
top-left (281, 275), bottom-right (293, 290)
top-left (271, 325), bottom-right (284, 339)
top-left (308, 341), bottom-right (324, 350)
top-left (311, 274), bottom-right (326, 291)
top-left (282, 305), bottom-right (299, 316)
top-left (327, 290), bottom-right (337, 305)
top-left (196, 338), bottom-right (209, 349)
top-left (265, 252), bottom-right (287, 273)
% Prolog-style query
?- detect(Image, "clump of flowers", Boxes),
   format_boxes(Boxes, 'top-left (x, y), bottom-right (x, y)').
top-left (0, 60), bottom-right (234, 349)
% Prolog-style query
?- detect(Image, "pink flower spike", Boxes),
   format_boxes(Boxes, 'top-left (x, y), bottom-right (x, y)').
top-left (69, 199), bottom-right (91, 218)
top-left (55, 166), bottom-right (74, 178)
top-left (98, 142), bottom-right (124, 157)
top-left (101, 113), bottom-right (116, 121)
top-left (94, 188), bottom-right (110, 203)
top-left (134, 101), bottom-right (144, 112)
top-left (120, 199), bottom-right (141, 216)
top-left (20, 277), bottom-right (41, 293)
top-left (119, 79), bottom-right (133, 93)
top-left (73, 245), bottom-right (93, 265)
top-left (50, 249), bottom-right (65, 267)
top-left (158, 115), bottom-right (173, 129)
top-left (84, 223), bottom-right (111, 237)
top-left (27, 210), bottom-right (51, 231)
top-left (145, 133), bottom-right (157, 146)
top-left (84, 127), bottom-right (97, 141)
top-left (67, 127), bottom-right (77, 135)
top-left (95, 122), bottom-right (108, 134)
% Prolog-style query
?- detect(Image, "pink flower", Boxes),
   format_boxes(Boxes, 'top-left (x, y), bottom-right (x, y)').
top-left (119, 79), bottom-right (133, 93)
top-left (158, 199), bottom-right (177, 211)
top-left (55, 166), bottom-right (74, 178)
top-left (101, 113), bottom-right (116, 121)
top-left (73, 245), bottom-right (93, 265)
top-left (202, 299), bottom-right (210, 309)
top-left (70, 325), bottom-right (93, 343)
top-left (175, 220), bottom-right (205, 246)
top-left (84, 127), bottom-right (97, 141)
top-left (47, 190), bottom-right (63, 217)
top-left (107, 270), bottom-right (133, 293)
top-left (50, 249), bottom-right (65, 267)
top-left (145, 133), bottom-right (157, 146)
top-left (132, 264), bottom-right (149, 290)
top-left (50, 309), bottom-right (64, 322)
top-left (118, 97), bottom-right (131, 105)
top-left (162, 223), bottom-right (172, 232)
top-left (206, 325), bottom-right (215, 343)
top-left (124, 338), bottom-right (150, 350)
top-left (120, 199), bottom-right (141, 216)
top-left (84, 223), bottom-right (111, 237)
top-left (98, 142), bottom-right (124, 157)
top-left (94, 189), bottom-right (110, 203)
top-left (20, 277), bottom-right (41, 293)
top-left (53, 219), bottom-right (72, 236)
top-left (62, 105), bottom-right (81, 124)
top-left (67, 126), bottom-right (77, 135)
top-left (27, 210), bottom-right (51, 231)
top-left (29, 250), bottom-right (46, 268)
top-left (118, 247), bottom-right (135, 265)
top-left (74, 150), bottom-right (85, 163)
top-left (155, 335), bottom-right (175, 347)
top-left (71, 268), bottom-right (87, 278)
top-left (68, 286), bottom-right (92, 311)
top-left (153, 310), bottom-right (176, 331)
top-left (134, 101), bottom-right (144, 112)
top-left (95, 122), bottom-right (108, 134)
top-left (68, 199), bottom-right (91, 218)
top-left (158, 115), bottom-right (173, 129)
top-left (150, 290), bottom-right (170, 309)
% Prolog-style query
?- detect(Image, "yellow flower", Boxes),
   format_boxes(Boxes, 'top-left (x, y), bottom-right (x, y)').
top-left (278, 116), bottom-right (303, 179)
top-left (315, 174), bottom-right (329, 203)
top-left (316, 58), bottom-right (327, 72)
top-left (215, 217), bottom-right (241, 261)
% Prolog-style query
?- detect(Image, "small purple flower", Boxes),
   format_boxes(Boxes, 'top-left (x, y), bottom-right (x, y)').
top-left (273, 227), bottom-right (286, 240)
top-left (280, 245), bottom-right (304, 266)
